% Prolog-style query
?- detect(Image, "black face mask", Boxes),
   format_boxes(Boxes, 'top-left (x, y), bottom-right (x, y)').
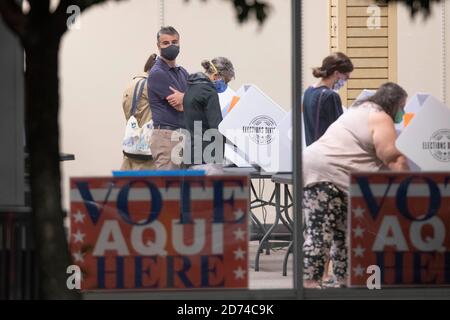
top-left (160, 45), bottom-right (180, 61)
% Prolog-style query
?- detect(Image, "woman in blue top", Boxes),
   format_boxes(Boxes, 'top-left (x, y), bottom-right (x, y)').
top-left (303, 52), bottom-right (354, 146)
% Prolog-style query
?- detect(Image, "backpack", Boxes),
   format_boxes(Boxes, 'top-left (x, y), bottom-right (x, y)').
top-left (122, 78), bottom-right (153, 159)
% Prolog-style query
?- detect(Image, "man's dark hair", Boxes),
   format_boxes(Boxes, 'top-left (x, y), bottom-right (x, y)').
top-left (157, 26), bottom-right (180, 42)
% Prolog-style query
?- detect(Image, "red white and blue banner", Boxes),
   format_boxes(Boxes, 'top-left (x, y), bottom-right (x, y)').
top-left (69, 175), bottom-right (249, 290)
top-left (349, 172), bottom-right (450, 287)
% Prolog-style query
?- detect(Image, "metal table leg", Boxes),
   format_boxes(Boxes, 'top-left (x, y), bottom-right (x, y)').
top-left (282, 184), bottom-right (294, 276)
top-left (254, 182), bottom-right (280, 271)
top-left (283, 241), bottom-right (293, 276)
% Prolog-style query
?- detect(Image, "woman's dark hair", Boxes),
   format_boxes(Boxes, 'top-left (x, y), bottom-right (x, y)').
top-left (312, 52), bottom-right (354, 78)
top-left (144, 53), bottom-right (158, 72)
top-left (357, 82), bottom-right (408, 118)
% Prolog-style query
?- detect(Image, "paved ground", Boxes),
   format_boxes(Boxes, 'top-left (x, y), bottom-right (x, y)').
top-left (248, 241), bottom-right (294, 289)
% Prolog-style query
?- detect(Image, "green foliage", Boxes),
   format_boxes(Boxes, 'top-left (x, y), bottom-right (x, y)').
top-left (382, 0), bottom-right (442, 17)
top-left (184, 0), bottom-right (271, 25)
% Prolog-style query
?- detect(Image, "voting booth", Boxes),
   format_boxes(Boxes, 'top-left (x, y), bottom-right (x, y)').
top-left (219, 85), bottom-right (237, 118)
top-left (348, 90), bottom-right (448, 171)
top-left (224, 143), bottom-right (251, 168)
top-left (395, 93), bottom-right (431, 133)
top-left (396, 95), bottom-right (450, 171)
top-left (277, 111), bottom-right (293, 172)
top-left (394, 93), bottom-right (432, 170)
top-left (221, 84), bottom-right (252, 167)
top-left (219, 85), bottom-right (289, 173)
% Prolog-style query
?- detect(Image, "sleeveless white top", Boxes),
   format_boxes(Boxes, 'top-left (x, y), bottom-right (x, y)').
top-left (303, 102), bottom-right (386, 192)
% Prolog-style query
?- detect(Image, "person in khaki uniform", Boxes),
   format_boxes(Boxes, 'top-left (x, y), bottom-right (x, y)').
top-left (121, 54), bottom-right (157, 170)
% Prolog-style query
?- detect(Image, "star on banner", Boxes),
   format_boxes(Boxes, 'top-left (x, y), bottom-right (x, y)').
top-left (72, 250), bottom-right (85, 263)
top-left (73, 230), bottom-right (86, 244)
top-left (353, 264), bottom-right (365, 277)
top-left (352, 245), bottom-right (366, 258)
top-left (233, 209), bottom-right (245, 222)
top-left (353, 225), bottom-right (365, 238)
top-left (233, 266), bottom-right (246, 280)
top-left (73, 210), bottom-right (85, 224)
top-left (233, 247), bottom-right (246, 260)
top-left (352, 206), bottom-right (365, 219)
top-left (233, 228), bottom-right (246, 241)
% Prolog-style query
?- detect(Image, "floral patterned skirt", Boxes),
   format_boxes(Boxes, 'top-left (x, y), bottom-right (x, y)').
top-left (302, 182), bottom-right (348, 282)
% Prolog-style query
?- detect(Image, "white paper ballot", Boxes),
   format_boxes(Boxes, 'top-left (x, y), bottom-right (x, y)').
top-left (219, 84), bottom-right (287, 172)
top-left (351, 89), bottom-right (375, 107)
top-left (396, 95), bottom-right (450, 171)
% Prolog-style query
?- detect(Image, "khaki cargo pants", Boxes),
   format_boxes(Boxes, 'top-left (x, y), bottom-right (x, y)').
top-left (120, 156), bottom-right (155, 171)
top-left (150, 128), bottom-right (184, 170)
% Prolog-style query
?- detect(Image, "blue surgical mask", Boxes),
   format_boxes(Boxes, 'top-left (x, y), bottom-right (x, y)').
top-left (333, 78), bottom-right (346, 91)
top-left (394, 110), bottom-right (405, 124)
top-left (214, 79), bottom-right (227, 93)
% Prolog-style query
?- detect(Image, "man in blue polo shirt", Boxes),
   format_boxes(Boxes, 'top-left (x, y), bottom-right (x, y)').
top-left (148, 26), bottom-right (189, 169)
